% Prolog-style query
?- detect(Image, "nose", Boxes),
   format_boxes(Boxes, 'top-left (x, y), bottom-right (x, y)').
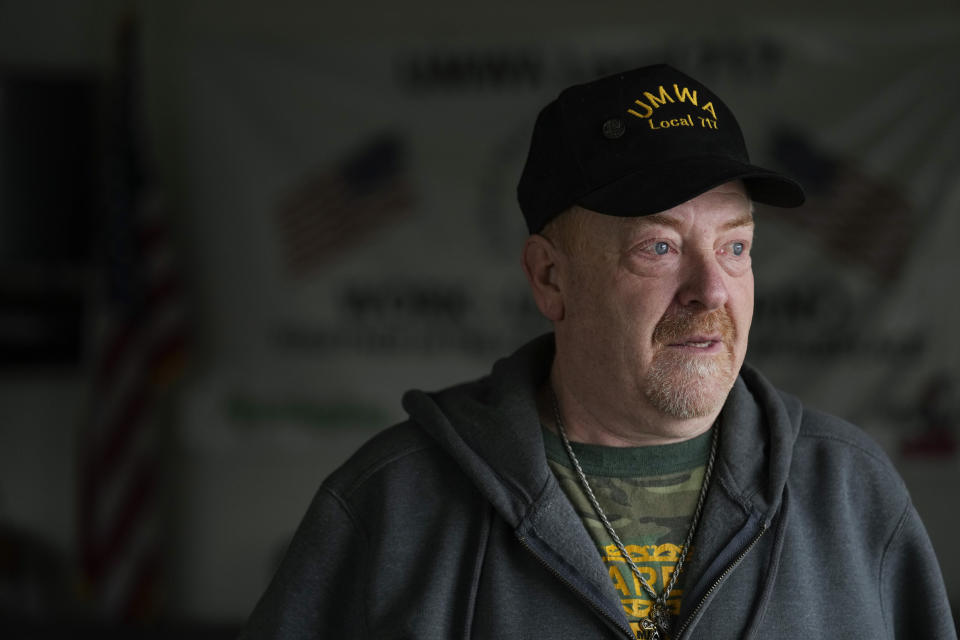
top-left (676, 250), bottom-right (729, 311)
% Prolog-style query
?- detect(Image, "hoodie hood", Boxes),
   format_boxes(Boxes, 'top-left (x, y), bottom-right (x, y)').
top-left (402, 333), bottom-right (803, 532)
top-left (401, 334), bottom-right (555, 527)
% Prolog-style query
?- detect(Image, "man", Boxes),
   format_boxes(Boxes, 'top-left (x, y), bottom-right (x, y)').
top-left (240, 64), bottom-right (956, 639)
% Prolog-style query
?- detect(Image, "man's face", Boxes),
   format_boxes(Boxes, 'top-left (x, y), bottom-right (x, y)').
top-left (552, 181), bottom-right (754, 421)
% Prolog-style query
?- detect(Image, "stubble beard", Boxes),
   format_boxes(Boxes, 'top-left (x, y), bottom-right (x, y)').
top-left (642, 309), bottom-right (739, 419)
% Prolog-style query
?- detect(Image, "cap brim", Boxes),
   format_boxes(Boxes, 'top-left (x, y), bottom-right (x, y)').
top-left (575, 155), bottom-right (805, 216)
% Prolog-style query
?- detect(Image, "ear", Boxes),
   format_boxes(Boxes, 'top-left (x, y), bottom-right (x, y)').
top-left (521, 234), bottom-right (565, 322)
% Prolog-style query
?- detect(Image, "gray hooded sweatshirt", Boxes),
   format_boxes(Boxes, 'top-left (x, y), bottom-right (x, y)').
top-left (240, 334), bottom-right (956, 639)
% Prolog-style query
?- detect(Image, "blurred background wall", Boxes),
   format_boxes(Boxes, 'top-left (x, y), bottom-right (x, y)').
top-left (1, 0), bottom-right (958, 636)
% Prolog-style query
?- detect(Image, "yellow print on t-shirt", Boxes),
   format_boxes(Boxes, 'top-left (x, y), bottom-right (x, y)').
top-left (603, 543), bottom-right (684, 631)
top-left (603, 542), bottom-right (683, 564)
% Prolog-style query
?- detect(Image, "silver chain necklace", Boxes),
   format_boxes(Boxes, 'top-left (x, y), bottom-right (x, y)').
top-left (550, 389), bottom-right (719, 640)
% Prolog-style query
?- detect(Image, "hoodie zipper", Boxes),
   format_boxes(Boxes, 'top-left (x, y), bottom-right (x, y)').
top-left (672, 522), bottom-right (769, 640)
top-left (517, 534), bottom-right (636, 640)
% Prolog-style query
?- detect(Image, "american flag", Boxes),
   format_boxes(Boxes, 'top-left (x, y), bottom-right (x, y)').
top-left (768, 128), bottom-right (915, 283)
top-left (78, 14), bottom-right (187, 621)
top-left (275, 133), bottom-right (416, 274)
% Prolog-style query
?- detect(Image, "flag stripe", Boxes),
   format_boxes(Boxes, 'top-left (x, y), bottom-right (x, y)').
top-left (80, 14), bottom-right (186, 620)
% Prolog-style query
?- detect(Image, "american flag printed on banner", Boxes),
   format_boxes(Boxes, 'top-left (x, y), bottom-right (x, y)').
top-left (769, 128), bottom-right (915, 283)
top-left (78, 14), bottom-right (187, 621)
top-left (275, 133), bottom-right (416, 274)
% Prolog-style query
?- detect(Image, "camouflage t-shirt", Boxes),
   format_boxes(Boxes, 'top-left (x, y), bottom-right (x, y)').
top-left (544, 427), bottom-right (713, 637)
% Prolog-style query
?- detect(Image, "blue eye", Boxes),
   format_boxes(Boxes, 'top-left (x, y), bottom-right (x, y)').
top-left (654, 241), bottom-right (669, 255)
top-left (732, 242), bottom-right (745, 256)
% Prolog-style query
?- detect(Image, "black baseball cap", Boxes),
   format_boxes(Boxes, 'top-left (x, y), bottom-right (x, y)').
top-left (517, 64), bottom-right (805, 233)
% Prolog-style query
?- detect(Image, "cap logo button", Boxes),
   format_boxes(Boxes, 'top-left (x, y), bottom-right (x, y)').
top-left (601, 118), bottom-right (626, 139)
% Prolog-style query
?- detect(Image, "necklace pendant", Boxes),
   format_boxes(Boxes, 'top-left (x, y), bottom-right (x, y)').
top-left (639, 617), bottom-right (665, 640)
top-left (639, 604), bottom-right (672, 640)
